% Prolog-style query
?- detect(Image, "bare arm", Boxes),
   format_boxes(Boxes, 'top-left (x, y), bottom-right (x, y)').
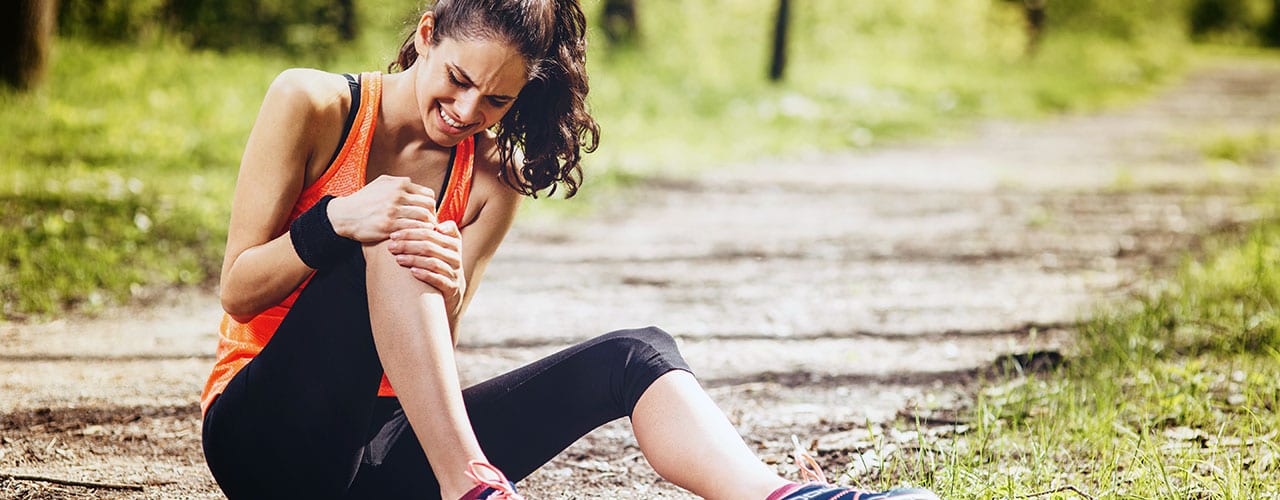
top-left (219, 70), bottom-right (329, 321)
top-left (451, 190), bottom-right (521, 334)
top-left (221, 70), bottom-right (438, 322)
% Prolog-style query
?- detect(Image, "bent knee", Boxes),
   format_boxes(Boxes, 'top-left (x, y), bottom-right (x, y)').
top-left (603, 325), bottom-right (677, 350)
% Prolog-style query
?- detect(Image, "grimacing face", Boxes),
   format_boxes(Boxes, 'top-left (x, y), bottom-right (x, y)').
top-left (413, 23), bottom-right (528, 147)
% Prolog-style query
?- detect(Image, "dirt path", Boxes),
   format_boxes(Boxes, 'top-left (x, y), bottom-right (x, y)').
top-left (3, 59), bottom-right (1279, 499)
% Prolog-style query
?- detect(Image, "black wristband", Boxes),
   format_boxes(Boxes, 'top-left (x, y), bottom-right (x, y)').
top-left (290, 195), bottom-right (359, 269)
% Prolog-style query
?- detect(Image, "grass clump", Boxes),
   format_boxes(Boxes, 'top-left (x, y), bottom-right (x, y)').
top-left (1198, 127), bottom-right (1280, 166)
top-left (849, 220), bottom-right (1280, 498)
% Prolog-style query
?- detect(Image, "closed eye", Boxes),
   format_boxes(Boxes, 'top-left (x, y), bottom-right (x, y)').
top-left (447, 70), bottom-right (468, 88)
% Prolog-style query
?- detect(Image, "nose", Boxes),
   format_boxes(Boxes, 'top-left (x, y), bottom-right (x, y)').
top-left (455, 90), bottom-right (481, 124)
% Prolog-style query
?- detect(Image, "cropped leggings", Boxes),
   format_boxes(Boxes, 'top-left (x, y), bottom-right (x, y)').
top-left (202, 250), bottom-right (692, 499)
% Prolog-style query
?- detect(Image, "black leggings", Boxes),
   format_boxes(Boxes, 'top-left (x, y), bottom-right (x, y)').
top-left (202, 250), bottom-right (691, 499)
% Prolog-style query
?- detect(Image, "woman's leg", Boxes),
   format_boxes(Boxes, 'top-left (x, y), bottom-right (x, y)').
top-left (202, 250), bottom-right (385, 499)
top-left (205, 241), bottom-right (497, 500)
top-left (346, 326), bottom-right (695, 498)
top-left (632, 371), bottom-right (791, 500)
top-left (363, 240), bottom-right (490, 498)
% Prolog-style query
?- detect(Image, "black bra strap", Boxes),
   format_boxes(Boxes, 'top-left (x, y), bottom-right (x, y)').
top-left (324, 73), bottom-right (362, 168)
top-left (437, 145), bottom-right (457, 211)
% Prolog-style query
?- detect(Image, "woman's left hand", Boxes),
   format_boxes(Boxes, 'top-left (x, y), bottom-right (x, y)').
top-left (388, 220), bottom-right (466, 311)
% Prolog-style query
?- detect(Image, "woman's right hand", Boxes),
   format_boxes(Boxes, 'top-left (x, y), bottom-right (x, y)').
top-left (328, 175), bottom-right (439, 243)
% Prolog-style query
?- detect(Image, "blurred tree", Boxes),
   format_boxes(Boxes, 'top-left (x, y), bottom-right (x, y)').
top-left (1003, 0), bottom-right (1047, 54)
top-left (1262, 0), bottom-right (1280, 45)
top-left (1, 0), bottom-right (57, 91)
top-left (339, 0), bottom-right (357, 41)
top-left (768, 0), bottom-right (789, 81)
top-left (602, 0), bottom-right (639, 44)
top-left (1189, 0), bottom-right (1268, 39)
top-left (1024, 0), bottom-right (1047, 52)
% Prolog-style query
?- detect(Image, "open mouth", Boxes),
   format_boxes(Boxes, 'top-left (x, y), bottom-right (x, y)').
top-left (438, 107), bottom-right (473, 130)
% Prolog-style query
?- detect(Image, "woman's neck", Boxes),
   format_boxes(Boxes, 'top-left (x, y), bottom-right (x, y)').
top-left (378, 69), bottom-right (445, 153)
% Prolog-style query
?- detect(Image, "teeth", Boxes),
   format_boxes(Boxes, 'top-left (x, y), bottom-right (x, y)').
top-left (439, 107), bottom-right (465, 128)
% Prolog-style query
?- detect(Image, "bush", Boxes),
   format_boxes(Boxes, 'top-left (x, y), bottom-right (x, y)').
top-left (1046, 0), bottom-right (1191, 41)
top-left (1188, 0), bottom-right (1274, 42)
top-left (57, 0), bottom-right (357, 53)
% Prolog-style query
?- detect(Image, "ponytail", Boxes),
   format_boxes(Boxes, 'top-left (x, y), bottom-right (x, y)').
top-left (496, 0), bottom-right (598, 198)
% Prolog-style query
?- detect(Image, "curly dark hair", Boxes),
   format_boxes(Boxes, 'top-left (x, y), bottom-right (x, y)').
top-left (389, 0), bottom-right (600, 198)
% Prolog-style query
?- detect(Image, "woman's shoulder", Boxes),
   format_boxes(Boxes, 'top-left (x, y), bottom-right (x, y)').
top-left (468, 131), bottom-right (523, 210)
top-left (262, 69), bottom-right (353, 125)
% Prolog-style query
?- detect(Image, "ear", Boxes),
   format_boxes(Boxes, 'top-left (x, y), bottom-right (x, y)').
top-left (412, 11), bottom-right (436, 58)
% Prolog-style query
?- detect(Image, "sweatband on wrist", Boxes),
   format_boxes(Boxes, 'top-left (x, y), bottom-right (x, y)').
top-left (290, 195), bottom-right (359, 269)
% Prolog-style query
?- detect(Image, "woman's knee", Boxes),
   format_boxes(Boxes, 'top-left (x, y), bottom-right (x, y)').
top-left (600, 325), bottom-right (679, 354)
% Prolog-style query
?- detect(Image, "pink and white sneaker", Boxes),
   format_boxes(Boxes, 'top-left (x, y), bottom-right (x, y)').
top-left (457, 461), bottom-right (524, 500)
top-left (767, 436), bottom-right (941, 500)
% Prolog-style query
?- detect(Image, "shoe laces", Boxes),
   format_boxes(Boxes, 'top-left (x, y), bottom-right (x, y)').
top-left (464, 461), bottom-right (525, 500)
top-left (791, 435), bottom-right (830, 485)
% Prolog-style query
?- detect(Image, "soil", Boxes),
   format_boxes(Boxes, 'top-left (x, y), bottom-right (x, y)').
top-left (3, 59), bottom-right (1279, 499)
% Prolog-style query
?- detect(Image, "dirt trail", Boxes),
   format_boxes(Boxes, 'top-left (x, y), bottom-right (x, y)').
top-left (3, 59), bottom-right (1279, 499)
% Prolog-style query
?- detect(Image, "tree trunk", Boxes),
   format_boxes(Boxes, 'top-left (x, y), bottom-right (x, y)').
top-left (602, 0), bottom-right (638, 44)
top-left (768, 0), bottom-right (790, 82)
top-left (1024, 0), bottom-right (1046, 54)
top-left (2, 0), bottom-right (57, 91)
top-left (336, 0), bottom-right (357, 41)
top-left (1263, 0), bottom-right (1280, 47)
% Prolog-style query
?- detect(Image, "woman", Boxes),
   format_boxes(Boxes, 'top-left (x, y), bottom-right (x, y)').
top-left (199, 1), bottom-right (941, 499)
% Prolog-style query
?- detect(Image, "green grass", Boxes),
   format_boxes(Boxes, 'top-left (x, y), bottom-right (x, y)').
top-left (1, 0), bottom-right (1195, 318)
top-left (1198, 126), bottom-right (1280, 166)
top-left (848, 213), bottom-right (1280, 498)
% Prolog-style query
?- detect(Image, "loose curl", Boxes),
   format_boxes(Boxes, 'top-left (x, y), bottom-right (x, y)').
top-left (389, 0), bottom-right (600, 198)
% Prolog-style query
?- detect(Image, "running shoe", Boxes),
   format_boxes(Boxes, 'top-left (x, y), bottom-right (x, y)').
top-left (458, 461), bottom-right (524, 500)
top-left (767, 436), bottom-right (941, 500)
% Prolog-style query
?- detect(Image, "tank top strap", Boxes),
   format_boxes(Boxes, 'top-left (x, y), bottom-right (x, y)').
top-left (437, 134), bottom-right (474, 225)
top-left (294, 72), bottom-right (382, 214)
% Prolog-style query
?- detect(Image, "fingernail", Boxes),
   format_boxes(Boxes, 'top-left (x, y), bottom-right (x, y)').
top-left (389, 241), bottom-right (402, 251)
top-left (395, 255), bottom-right (410, 264)
top-left (390, 231), bottom-right (403, 240)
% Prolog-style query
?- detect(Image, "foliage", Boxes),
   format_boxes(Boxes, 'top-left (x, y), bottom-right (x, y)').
top-left (1264, 0), bottom-right (1280, 46)
top-left (1048, 0), bottom-right (1192, 40)
top-left (1188, 0), bottom-right (1275, 43)
top-left (584, 0), bottom-right (1189, 179)
top-left (57, 0), bottom-right (356, 53)
top-left (2, 0), bottom-right (1195, 317)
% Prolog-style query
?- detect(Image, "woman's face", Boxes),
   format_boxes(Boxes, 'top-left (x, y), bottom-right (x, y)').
top-left (413, 18), bottom-right (528, 147)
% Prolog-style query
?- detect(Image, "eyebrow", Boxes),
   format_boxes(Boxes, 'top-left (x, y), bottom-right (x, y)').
top-left (450, 64), bottom-right (517, 101)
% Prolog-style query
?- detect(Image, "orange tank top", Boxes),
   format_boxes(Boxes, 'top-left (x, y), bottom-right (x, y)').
top-left (200, 72), bottom-right (476, 414)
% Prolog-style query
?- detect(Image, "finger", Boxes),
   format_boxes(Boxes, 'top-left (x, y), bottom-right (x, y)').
top-left (395, 255), bottom-right (457, 278)
top-left (390, 218), bottom-right (434, 233)
top-left (393, 253), bottom-right (443, 273)
top-left (406, 182), bottom-right (437, 199)
top-left (398, 205), bottom-right (437, 223)
top-left (389, 240), bottom-right (461, 265)
top-left (400, 192), bottom-right (437, 210)
top-left (390, 227), bottom-right (461, 250)
top-left (409, 267), bottom-right (457, 294)
top-left (390, 226), bottom-right (438, 241)
top-left (436, 220), bottom-right (461, 237)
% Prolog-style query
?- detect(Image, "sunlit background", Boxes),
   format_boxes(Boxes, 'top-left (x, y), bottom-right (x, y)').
top-left (0, 0), bottom-right (1276, 316)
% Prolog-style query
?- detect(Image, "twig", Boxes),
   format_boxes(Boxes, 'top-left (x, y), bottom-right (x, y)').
top-left (0, 473), bottom-right (145, 491)
top-left (1014, 485), bottom-right (1095, 500)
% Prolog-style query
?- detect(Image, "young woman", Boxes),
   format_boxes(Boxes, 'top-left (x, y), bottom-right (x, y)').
top-left (199, 1), bottom-right (941, 499)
